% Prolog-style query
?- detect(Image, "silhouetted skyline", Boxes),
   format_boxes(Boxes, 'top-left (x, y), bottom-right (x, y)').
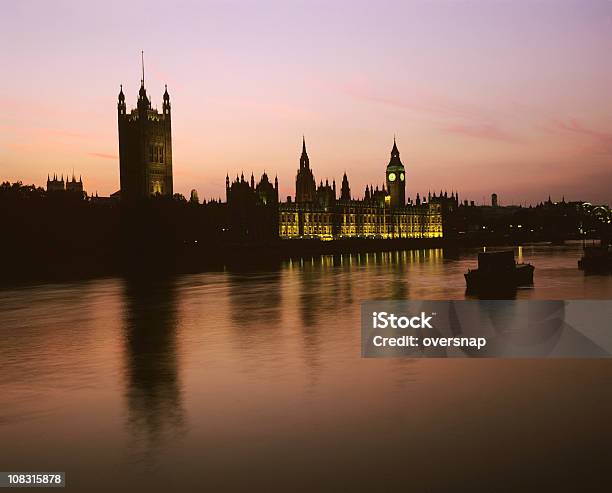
top-left (2, 1), bottom-right (612, 204)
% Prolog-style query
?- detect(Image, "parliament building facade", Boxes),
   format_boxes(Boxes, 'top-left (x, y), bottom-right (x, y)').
top-left (278, 138), bottom-right (443, 240)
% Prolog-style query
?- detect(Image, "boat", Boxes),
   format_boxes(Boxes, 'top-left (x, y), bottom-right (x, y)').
top-left (465, 250), bottom-right (534, 294)
top-left (578, 245), bottom-right (612, 273)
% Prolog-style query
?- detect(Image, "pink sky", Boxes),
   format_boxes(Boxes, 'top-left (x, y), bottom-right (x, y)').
top-left (1, 0), bottom-right (612, 205)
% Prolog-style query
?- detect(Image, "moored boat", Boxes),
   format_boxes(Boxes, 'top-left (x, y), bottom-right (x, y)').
top-left (465, 250), bottom-right (534, 295)
top-left (578, 245), bottom-right (612, 273)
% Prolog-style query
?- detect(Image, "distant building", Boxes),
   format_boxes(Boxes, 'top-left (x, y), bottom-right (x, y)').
top-left (278, 139), bottom-right (443, 240)
top-left (47, 173), bottom-right (84, 195)
top-left (492, 193), bottom-right (498, 207)
top-left (47, 174), bottom-right (65, 192)
top-left (66, 174), bottom-right (84, 194)
top-left (226, 172), bottom-right (279, 240)
top-left (117, 54), bottom-right (173, 200)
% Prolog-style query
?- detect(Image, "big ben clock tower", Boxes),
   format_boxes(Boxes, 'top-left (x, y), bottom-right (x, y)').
top-left (386, 138), bottom-right (405, 208)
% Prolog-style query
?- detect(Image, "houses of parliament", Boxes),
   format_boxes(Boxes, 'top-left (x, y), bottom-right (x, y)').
top-left (116, 64), bottom-right (444, 241)
top-left (276, 137), bottom-right (443, 240)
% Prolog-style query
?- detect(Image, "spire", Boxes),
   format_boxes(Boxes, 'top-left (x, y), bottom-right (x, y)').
top-left (300, 136), bottom-right (310, 169)
top-left (138, 51), bottom-right (148, 106)
top-left (340, 173), bottom-right (350, 201)
top-left (388, 137), bottom-right (403, 169)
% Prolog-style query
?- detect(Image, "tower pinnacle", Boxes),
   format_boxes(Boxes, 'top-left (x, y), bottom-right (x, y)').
top-left (300, 136), bottom-right (310, 169)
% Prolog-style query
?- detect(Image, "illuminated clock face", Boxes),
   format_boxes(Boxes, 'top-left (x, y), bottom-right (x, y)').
top-left (388, 172), bottom-right (396, 182)
top-left (400, 172), bottom-right (405, 182)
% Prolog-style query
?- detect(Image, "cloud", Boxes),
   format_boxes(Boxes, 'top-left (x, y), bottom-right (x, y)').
top-left (336, 82), bottom-right (489, 121)
top-left (0, 122), bottom-right (90, 140)
top-left (549, 117), bottom-right (612, 155)
top-left (441, 123), bottom-right (518, 143)
top-left (88, 152), bottom-right (117, 160)
top-left (553, 117), bottom-right (612, 143)
top-left (334, 81), bottom-right (517, 143)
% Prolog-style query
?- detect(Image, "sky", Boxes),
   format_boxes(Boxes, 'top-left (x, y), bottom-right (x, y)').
top-left (1, 0), bottom-right (612, 205)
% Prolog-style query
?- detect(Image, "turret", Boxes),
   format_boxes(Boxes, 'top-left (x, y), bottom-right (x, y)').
top-left (163, 84), bottom-right (170, 116)
top-left (118, 84), bottom-right (126, 115)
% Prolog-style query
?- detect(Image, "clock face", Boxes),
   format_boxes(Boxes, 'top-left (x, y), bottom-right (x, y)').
top-left (388, 172), bottom-right (396, 182)
top-left (400, 172), bottom-right (405, 181)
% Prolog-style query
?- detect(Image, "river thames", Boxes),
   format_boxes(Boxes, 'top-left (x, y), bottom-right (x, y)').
top-left (1, 242), bottom-right (612, 491)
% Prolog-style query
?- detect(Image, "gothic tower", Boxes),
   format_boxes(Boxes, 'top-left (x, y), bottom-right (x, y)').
top-left (295, 136), bottom-right (316, 202)
top-left (118, 53), bottom-right (173, 200)
top-left (340, 172), bottom-right (351, 201)
top-left (385, 138), bottom-right (405, 208)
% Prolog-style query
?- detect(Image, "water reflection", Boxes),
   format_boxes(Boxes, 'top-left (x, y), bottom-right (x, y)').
top-left (227, 270), bottom-right (283, 327)
top-left (2, 243), bottom-right (612, 492)
top-left (122, 276), bottom-right (185, 463)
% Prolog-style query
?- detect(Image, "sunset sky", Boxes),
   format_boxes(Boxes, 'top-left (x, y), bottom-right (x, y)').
top-left (2, 0), bottom-right (612, 205)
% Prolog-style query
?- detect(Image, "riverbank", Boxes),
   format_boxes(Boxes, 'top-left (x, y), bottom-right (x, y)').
top-left (3, 236), bottom-right (595, 284)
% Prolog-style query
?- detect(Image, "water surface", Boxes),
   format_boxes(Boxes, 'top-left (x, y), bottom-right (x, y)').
top-left (1, 243), bottom-right (612, 491)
